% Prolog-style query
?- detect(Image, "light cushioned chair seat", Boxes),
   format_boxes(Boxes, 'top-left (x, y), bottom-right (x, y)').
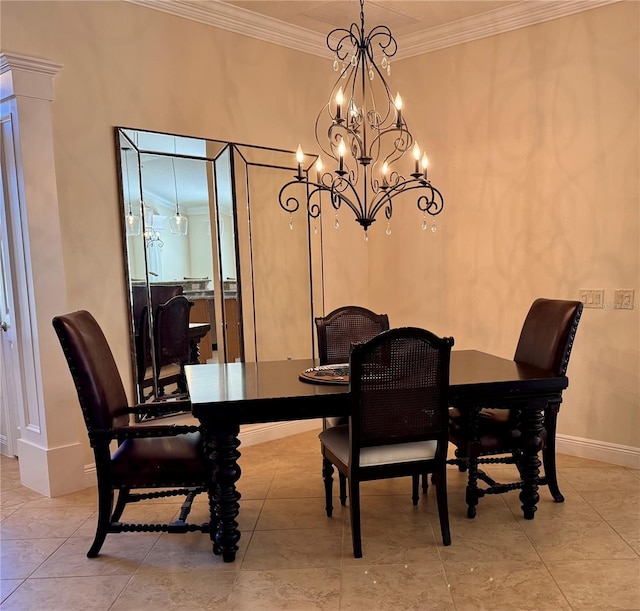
top-left (319, 424), bottom-right (437, 467)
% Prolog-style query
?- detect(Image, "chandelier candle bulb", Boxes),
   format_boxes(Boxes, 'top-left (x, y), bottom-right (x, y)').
top-left (296, 145), bottom-right (304, 178)
top-left (421, 153), bottom-right (429, 180)
top-left (336, 87), bottom-right (344, 121)
top-left (395, 92), bottom-right (403, 127)
top-left (412, 142), bottom-right (421, 175)
top-left (338, 139), bottom-right (346, 173)
top-left (315, 156), bottom-right (323, 181)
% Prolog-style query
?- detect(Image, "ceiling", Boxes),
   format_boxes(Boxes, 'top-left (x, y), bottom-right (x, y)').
top-left (128, 0), bottom-right (618, 58)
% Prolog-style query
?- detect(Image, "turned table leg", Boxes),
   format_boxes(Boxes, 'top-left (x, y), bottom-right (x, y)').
top-left (519, 399), bottom-right (545, 520)
top-left (207, 424), bottom-right (242, 562)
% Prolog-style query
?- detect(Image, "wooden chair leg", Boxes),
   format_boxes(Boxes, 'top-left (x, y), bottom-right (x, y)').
top-left (322, 458), bottom-right (334, 517)
top-left (339, 473), bottom-right (347, 506)
top-left (421, 472), bottom-right (429, 495)
top-left (111, 488), bottom-right (129, 522)
top-left (465, 456), bottom-right (480, 519)
top-left (543, 407), bottom-right (564, 502)
top-left (412, 474), bottom-right (419, 505)
top-left (88, 483), bottom-right (113, 558)
top-left (433, 470), bottom-right (451, 546)
top-left (348, 477), bottom-right (362, 558)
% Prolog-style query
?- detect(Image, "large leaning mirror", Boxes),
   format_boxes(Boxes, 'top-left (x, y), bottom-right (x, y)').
top-left (116, 127), bottom-right (321, 409)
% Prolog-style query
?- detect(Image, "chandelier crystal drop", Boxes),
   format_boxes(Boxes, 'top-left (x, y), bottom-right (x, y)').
top-left (279, 0), bottom-right (444, 234)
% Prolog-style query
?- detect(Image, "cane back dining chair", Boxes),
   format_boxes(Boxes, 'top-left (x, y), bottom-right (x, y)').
top-left (315, 306), bottom-right (390, 502)
top-left (319, 327), bottom-right (455, 558)
top-left (52, 310), bottom-right (210, 557)
top-left (448, 298), bottom-right (583, 517)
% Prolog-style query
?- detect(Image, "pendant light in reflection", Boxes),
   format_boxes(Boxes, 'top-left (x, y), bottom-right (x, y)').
top-left (122, 147), bottom-right (141, 236)
top-left (168, 156), bottom-right (188, 236)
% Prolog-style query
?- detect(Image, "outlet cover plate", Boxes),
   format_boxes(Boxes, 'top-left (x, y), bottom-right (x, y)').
top-left (614, 289), bottom-right (635, 310)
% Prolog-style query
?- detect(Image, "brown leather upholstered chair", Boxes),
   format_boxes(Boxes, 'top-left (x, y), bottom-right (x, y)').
top-left (315, 306), bottom-right (390, 502)
top-left (52, 310), bottom-right (209, 558)
top-left (449, 298), bottom-right (583, 517)
top-left (319, 327), bottom-right (454, 557)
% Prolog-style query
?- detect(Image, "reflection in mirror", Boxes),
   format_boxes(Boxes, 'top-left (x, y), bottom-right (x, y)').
top-left (116, 127), bottom-right (321, 413)
top-left (116, 128), bottom-right (235, 408)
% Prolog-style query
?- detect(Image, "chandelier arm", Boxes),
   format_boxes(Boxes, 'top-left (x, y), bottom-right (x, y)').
top-left (368, 179), bottom-right (445, 222)
top-left (367, 25), bottom-right (398, 59)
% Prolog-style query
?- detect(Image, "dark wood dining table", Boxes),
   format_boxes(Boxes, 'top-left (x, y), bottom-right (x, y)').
top-left (185, 350), bottom-right (568, 562)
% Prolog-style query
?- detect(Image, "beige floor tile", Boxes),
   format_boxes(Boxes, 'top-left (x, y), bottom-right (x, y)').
top-left (227, 568), bottom-right (341, 610)
top-left (342, 522), bottom-right (441, 565)
top-left (445, 560), bottom-right (571, 610)
top-left (554, 453), bottom-right (621, 468)
top-left (0, 580), bottom-right (23, 604)
top-left (236, 473), bottom-right (273, 499)
top-left (547, 559), bottom-right (640, 610)
top-left (1, 434), bottom-right (637, 610)
top-left (267, 471), bottom-right (327, 499)
top-left (241, 528), bottom-right (343, 570)
top-left (189, 497), bottom-right (264, 532)
top-left (559, 467), bottom-right (640, 492)
top-left (110, 569), bottom-right (236, 610)
top-left (608, 519), bottom-right (640, 554)
top-left (432, 487), bottom-right (516, 525)
top-left (21, 486), bottom-right (98, 508)
top-left (439, 522), bottom-right (539, 563)
top-left (0, 506), bottom-right (96, 540)
top-left (340, 563), bottom-right (454, 610)
top-left (503, 485), bottom-right (604, 521)
top-left (520, 520), bottom-right (637, 561)
top-left (0, 538), bottom-right (65, 579)
top-left (255, 497), bottom-right (344, 530)
top-left (30, 534), bottom-right (160, 578)
top-left (0, 574), bottom-right (130, 610)
top-left (0, 486), bottom-right (44, 510)
top-left (580, 489), bottom-right (640, 522)
top-left (137, 530), bottom-right (243, 573)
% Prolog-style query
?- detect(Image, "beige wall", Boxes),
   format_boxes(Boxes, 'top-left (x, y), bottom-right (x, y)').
top-left (1, 0), bottom-right (638, 474)
top-left (369, 1), bottom-right (639, 447)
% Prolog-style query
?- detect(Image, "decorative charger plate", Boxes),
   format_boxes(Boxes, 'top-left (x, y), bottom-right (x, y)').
top-left (299, 363), bottom-right (350, 385)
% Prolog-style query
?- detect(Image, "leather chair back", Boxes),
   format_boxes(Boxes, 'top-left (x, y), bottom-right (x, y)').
top-left (514, 298), bottom-right (583, 376)
top-left (52, 310), bottom-right (130, 432)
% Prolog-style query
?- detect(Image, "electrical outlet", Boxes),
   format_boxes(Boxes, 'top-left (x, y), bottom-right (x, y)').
top-left (614, 289), bottom-right (635, 310)
top-left (579, 289), bottom-right (604, 308)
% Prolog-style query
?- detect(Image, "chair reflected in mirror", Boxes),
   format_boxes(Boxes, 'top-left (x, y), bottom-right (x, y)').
top-left (154, 294), bottom-right (193, 396)
top-left (136, 293), bottom-right (194, 400)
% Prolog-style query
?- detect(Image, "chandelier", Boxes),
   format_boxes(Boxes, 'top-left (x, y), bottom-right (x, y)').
top-left (279, 0), bottom-right (444, 237)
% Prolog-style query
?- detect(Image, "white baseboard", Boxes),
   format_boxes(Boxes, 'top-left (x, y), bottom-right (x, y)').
top-left (84, 419), bottom-right (323, 488)
top-left (556, 434), bottom-right (640, 469)
top-left (239, 419), bottom-right (322, 448)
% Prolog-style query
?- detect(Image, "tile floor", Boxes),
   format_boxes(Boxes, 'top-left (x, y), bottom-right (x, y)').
top-left (1, 429), bottom-right (639, 610)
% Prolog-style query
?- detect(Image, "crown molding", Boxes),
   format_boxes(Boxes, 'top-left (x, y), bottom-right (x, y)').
top-left (126, 0), bottom-right (622, 60)
top-left (127, 0), bottom-right (328, 57)
top-left (0, 52), bottom-right (63, 77)
top-left (398, 0), bottom-right (622, 59)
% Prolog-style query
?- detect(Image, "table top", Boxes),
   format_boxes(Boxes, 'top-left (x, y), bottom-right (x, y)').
top-left (185, 350), bottom-right (567, 424)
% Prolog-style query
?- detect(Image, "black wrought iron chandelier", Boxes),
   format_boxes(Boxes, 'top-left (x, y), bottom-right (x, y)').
top-left (279, 0), bottom-right (444, 237)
